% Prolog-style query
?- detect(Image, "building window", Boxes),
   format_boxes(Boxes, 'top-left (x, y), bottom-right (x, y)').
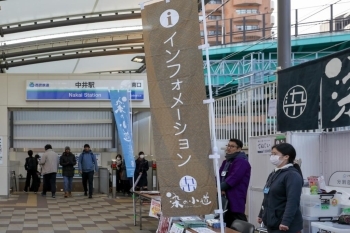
top-left (208, 15), bottom-right (222, 20)
top-left (208, 30), bottom-right (222, 35)
top-left (208, 0), bottom-right (221, 4)
top-left (236, 9), bottom-right (259, 14)
top-left (200, 31), bottom-right (204, 36)
top-left (236, 25), bottom-right (259, 31)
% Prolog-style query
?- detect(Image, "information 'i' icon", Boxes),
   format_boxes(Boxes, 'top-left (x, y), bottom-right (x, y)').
top-left (160, 9), bottom-right (179, 28)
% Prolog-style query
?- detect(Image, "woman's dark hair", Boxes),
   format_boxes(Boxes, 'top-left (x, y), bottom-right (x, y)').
top-left (229, 139), bottom-right (243, 149)
top-left (272, 143), bottom-right (303, 178)
top-left (116, 154), bottom-right (122, 159)
top-left (138, 151), bottom-right (144, 156)
top-left (34, 154), bottom-right (40, 159)
top-left (272, 143), bottom-right (296, 163)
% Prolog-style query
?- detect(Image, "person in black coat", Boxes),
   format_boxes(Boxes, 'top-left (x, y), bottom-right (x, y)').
top-left (30, 154), bottom-right (41, 192)
top-left (60, 146), bottom-right (77, 198)
top-left (24, 150), bottom-right (38, 193)
top-left (134, 151), bottom-right (149, 191)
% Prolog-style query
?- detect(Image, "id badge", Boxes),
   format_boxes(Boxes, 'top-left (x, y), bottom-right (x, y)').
top-left (221, 171), bottom-right (227, 176)
top-left (263, 187), bottom-right (270, 194)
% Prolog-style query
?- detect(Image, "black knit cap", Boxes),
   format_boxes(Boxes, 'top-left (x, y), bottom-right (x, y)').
top-left (84, 144), bottom-right (90, 148)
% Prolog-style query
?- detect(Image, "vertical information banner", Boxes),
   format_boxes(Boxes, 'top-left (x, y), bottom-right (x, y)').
top-left (110, 90), bottom-right (135, 177)
top-left (142, 0), bottom-right (216, 216)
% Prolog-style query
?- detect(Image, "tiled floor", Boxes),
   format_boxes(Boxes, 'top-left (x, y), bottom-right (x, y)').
top-left (0, 192), bottom-right (158, 233)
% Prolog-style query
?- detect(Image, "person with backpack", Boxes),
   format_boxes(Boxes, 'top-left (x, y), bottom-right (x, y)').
top-left (60, 146), bottom-right (76, 198)
top-left (24, 150), bottom-right (38, 193)
top-left (78, 144), bottom-right (98, 198)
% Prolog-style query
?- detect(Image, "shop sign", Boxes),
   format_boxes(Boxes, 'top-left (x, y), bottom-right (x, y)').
top-left (26, 80), bottom-right (144, 101)
top-left (274, 136), bottom-right (286, 145)
top-left (277, 47), bottom-right (350, 130)
top-left (257, 138), bottom-right (272, 154)
top-left (329, 171), bottom-right (350, 188)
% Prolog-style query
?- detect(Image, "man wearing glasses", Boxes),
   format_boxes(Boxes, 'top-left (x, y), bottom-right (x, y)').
top-left (219, 139), bottom-right (251, 227)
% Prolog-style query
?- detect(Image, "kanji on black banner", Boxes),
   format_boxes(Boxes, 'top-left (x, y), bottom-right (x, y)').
top-left (277, 61), bottom-right (321, 131)
top-left (322, 48), bottom-right (350, 128)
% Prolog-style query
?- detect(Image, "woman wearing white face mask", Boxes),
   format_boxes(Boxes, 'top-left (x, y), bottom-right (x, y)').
top-left (134, 151), bottom-right (149, 191)
top-left (257, 143), bottom-right (303, 233)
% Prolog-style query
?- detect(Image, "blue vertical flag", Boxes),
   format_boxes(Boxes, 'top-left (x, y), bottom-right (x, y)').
top-left (110, 90), bottom-right (135, 177)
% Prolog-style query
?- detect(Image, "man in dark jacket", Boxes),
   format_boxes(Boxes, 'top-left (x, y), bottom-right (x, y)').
top-left (60, 146), bottom-right (76, 198)
top-left (78, 144), bottom-right (98, 198)
top-left (219, 139), bottom-right (251, 227)
top-left (24, 150), bottom-right (38, 193)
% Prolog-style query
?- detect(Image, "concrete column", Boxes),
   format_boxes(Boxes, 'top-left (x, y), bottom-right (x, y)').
top-left (0, 106), bottom-right (9, 197)
top-left (277, 0), bottom-right (291, 69)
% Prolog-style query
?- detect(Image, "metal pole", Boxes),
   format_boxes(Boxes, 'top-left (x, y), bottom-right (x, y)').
top-left (277, 0), bottom-right (291, 69)
top-left (330, 4), bottom-right (334, 32)
top-left (216, 20), bottom-right (219, 45)
top-left (295, 9), bottom-right (298, 37)
top-left (243, 17), bottom-right (246, 42)
top-left (262, 14), bottom-right (266, 38)
top-left (9, 111), bottom-right (14, 148)
top-left (200, 0), bottom-right (224, 231)
top-left (112, 168), bottom-right (117, 198)
top-left (111, 111), bottom-right (116, 149)
top-left (230, 18), bottom-right (233, 43)
top-left (221, 0), bottom-right (225, 45)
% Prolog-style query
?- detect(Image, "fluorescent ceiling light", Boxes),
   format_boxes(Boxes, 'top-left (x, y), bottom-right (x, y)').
top-left (131, 56), bottom-right (145, 63)
top-left (0, 25), bottom-right (143, 46)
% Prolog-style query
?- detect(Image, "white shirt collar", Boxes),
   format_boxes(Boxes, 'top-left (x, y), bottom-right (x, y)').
top-left (274, 163), bottom-right (293, 172)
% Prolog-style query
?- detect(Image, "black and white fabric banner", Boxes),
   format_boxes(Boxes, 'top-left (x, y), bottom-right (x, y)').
top-left (277, 61), bottom-right (321, 131)
top-left (322, 49), bottom-right (350, 128)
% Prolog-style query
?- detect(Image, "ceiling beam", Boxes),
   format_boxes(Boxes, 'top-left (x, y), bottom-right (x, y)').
top-left (2, 38), bottom-right (144, 59)
top-left (0, 48), bottom-right (144, 69)
top-left (0, 12), bottom-right (141, 36)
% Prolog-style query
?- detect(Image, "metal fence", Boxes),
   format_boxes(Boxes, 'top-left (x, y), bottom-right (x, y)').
top-left (214, 82), bottom-right (277, 146)
top-left (214, 81), bottom-right (350, 146)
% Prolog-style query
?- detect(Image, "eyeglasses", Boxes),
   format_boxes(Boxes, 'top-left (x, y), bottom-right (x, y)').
top-left (226, 145), bottom-right (238, 148)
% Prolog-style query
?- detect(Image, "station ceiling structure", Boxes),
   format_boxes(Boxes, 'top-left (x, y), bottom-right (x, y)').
top-left (0, 0), bottom-right (208, 74)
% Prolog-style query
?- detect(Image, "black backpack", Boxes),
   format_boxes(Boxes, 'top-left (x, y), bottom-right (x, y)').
top-left (27, 157), bottom-right (37, 171)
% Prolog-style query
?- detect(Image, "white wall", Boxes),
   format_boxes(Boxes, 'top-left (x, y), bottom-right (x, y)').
top-left (0, 73), bottom-right (149, 197)
top-left (132, 111), bottom-right (154, 160)
top-left (322, 131), bottom-right (350, 183)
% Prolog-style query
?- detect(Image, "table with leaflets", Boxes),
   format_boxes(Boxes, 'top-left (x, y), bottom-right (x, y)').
top-left (132, 191), bottom-right (239, 233)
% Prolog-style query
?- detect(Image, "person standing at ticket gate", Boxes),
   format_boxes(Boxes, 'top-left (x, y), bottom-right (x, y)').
top-left (60, 146), bottom-right (76, 198)
top-left (78, 144), bottom-right (98, 198)
top-left (40, 144), bottom-right (59, 198)
top-left (24, 150), bottom-right (38, 193)
top-left (219, 138), bottom-right (251, 227)
top-left (134, 151), bottom-right (149, 191)
top-left (116, 154), bottom-right (131, 195)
